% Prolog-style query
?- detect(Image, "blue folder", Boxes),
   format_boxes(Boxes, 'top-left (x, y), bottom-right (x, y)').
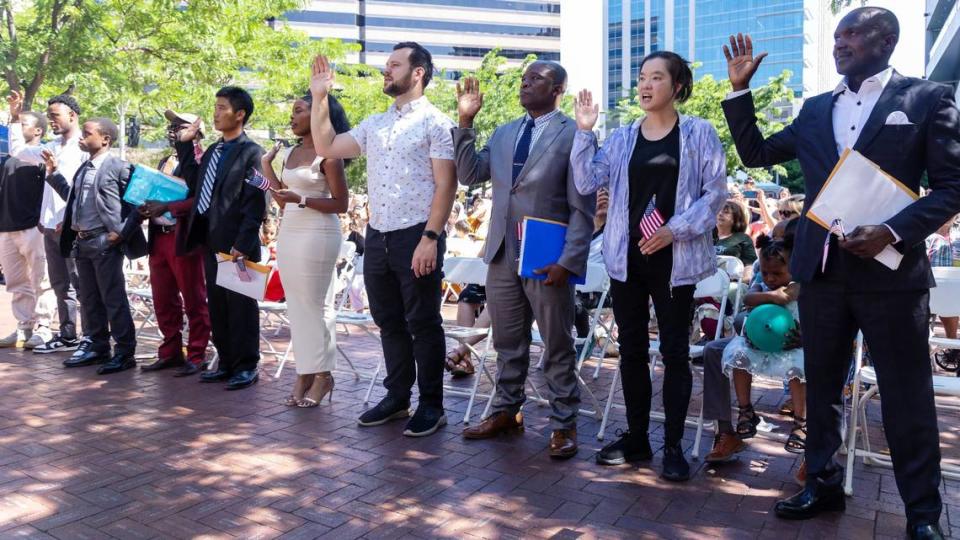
top-left (123, 165), bottom-right (189, 207)
top-left (518, 217), bottom-right (586, 285)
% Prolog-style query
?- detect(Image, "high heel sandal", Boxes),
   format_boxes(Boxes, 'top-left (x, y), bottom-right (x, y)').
top-left (284, 376), bottom-right (309, 406)
top-left (736, 404), bottom-right (761, 439)
top-left (297, 373), bottom-right (334, 408)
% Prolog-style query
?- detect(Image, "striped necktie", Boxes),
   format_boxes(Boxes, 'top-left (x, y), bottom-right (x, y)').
top-left (512, 119), bottom-right (534, 185)
top-left (196, 142), bottom-right (224, 215)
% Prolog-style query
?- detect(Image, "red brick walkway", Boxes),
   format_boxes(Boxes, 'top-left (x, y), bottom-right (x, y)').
top-left (0, 290), bottom-right (955, 539)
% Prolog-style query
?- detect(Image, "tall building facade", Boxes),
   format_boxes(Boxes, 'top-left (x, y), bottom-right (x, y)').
top-left (284, 0), bottom-right (561, 79)
top-left (926, 0), bottom-right (960, 101)
top-left (605, 0), bottom-right (825, 110)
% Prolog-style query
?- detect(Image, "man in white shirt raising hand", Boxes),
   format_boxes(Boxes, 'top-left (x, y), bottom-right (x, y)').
top-left (309, 43), bottom-right (457, 437)
top-left (7, 90), bottom-right (87, 355)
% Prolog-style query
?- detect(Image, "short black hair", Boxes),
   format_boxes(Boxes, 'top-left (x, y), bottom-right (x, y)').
top-left (21, 111), bottom-right (47, 137)
top-left (89, 117), bottom-right (118, 147)
top-left (852, 6), bottom-right (900, 38)
top-left (533, 60), bottom-right (568, 89)
top-left (215, 86), bottom-right (254, 125)
top-left (47, 94), bottom-right (81, 116)
top-left (393, 41), bottom-right (434, 89)
top-left (639, 51), bottom-right (694, 103)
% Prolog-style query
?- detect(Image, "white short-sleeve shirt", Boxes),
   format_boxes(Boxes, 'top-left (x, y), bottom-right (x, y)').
top-left (349, 96), bottom-right (454, 232)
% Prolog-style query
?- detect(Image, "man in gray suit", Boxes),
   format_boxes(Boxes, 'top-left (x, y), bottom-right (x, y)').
top-left (454, 61), bottom-right (595, 458)
top-left (43, 118), bottom-right (147, 375)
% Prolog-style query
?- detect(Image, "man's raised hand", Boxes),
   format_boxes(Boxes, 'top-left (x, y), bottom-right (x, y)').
top-left (177, 119), bottom-right (202, 142)
top-left (6, 90), bottom-right (22, 121)
top-left (574, 89), bottom-right (599, 131)
top-left (310, 55), bottom-right (336, 100)
top-left (455, 77), bottom-right (483, 128)
top-left (723, 33), bottom-right (768, 92)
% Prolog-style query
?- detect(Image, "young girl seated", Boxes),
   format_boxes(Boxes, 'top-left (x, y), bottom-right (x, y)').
top-left (702, 233), bottom-right (805, 463)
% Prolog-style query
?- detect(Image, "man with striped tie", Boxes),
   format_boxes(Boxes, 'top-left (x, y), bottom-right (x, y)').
top-left (174, 86), bottom-right (266, 391)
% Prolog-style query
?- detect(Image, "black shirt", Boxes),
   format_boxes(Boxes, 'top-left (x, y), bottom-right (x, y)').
top-left (628, 120), bottom-right (680, 240)
top-left (0, 156), bottom-right (44, 233)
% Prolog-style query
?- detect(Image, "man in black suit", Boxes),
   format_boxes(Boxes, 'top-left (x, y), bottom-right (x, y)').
top-left (173, 86), bottom-right (266, 391)
top-left (43, 118), bottom-right (147, 375)
top-left (721, 8), bottom-right (960, 539)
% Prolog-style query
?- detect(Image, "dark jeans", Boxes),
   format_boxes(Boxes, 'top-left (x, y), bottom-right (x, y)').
top-left (203, 250), bottom-right (260, 374)
top-left (610, 244), bottom-right (695, 447)
top-left (364, 223), bottom-right (446, 410)
top-left (72, 234), bottom-right (134, 356)
top-left (42, 227), bottom-right (79, 340)
top-left (800, 278), bottom-right (941, 527)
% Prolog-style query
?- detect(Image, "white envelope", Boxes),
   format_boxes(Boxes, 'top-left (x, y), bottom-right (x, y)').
top-left (215, 253), bottom-right (273, 301)
top-left (807, 149), bottom-right (918, 270)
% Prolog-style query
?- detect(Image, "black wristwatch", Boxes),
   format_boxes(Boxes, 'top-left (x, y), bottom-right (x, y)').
top-left (422, 229), bottom-right (440, 241)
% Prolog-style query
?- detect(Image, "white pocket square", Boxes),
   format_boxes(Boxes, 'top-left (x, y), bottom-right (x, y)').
top-left (885, 111), bottom-right (913, 125)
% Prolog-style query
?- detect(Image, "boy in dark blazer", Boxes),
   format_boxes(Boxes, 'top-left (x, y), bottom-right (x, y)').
top-left (173, 86), bottom-right (266, 391)
top-left (43, 118), bottom-right (146, 375)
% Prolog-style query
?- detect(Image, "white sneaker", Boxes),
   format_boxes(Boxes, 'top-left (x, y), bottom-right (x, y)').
top-left (0, 331), bottom-right (20, 348)
top-left (23, 328), bottom-right (51, 349)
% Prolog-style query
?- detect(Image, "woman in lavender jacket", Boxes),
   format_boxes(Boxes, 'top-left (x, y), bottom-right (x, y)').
top-left (571, 51), bottom-right (726, 482)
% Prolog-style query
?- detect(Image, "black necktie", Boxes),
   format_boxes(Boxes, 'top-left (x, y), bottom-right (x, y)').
top-left (512, 119), bottom-right (534, 184)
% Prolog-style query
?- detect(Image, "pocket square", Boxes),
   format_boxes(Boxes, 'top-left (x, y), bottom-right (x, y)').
top-left (885, 111), bottom-right (913, 125)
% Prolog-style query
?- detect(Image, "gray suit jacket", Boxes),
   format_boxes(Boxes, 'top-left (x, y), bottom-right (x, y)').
top-left (47, 155), bottom-right (147, 260)
top-left (452, 113), bottom-right (595, 277)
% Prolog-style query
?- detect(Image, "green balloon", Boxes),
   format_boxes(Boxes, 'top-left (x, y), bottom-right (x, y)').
top-left (744, 304), bottom-right (797, 353)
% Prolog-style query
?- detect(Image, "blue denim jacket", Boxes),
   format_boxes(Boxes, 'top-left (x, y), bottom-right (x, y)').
top-left (571, 115), bottom-right (727, 286)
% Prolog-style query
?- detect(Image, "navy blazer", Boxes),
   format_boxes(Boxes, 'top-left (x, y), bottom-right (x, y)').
top-left (46, 155), bottom-right (148, 260)
top-left (722, 71), bottom-right (960, 291)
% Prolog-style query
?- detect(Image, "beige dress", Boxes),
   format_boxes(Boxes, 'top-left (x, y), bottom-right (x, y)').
top-left (276, 151), bottom-right (342, 374)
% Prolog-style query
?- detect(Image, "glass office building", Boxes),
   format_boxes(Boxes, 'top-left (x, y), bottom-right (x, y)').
top-left (284, 0), bottom-right (561, 79)
top-left (926, 0), bottom-right (960, 101)
top-left (606, 0), bottom-right (808, 109)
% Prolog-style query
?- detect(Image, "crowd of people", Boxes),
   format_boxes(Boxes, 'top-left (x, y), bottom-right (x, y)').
top-left (0, 6), bottom-right (957, 539)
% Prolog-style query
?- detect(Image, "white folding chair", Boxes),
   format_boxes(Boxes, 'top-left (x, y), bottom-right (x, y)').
top-left (331, 253), bottom-right (386, 404)
top-left (844, 269), bottom-right (960, 494)
top-left (716, 255), bottom-right (747, 316)
top-left (597, 269), bottom-right (729, 441)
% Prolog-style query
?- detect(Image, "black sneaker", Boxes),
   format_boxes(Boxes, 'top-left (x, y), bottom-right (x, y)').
top-left (357, 396), bottom-right (410, 427)
top-left (402, 406), bottom-right (447, 437)
top-left (596, 430), bottom-right (653, 465)
top-left (661, 444), bottom-right (691, 482)
top-left (33, 334), bottom-right (80, 354)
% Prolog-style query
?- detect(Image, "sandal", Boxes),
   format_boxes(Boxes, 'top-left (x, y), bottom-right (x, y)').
top-left (445, 351), bottom-right (465, 373)
top-left (736, 405), bottom-right (760, 439)
top-left (450, 355), bottom-right (475, 378)
top-left (785, 417), bottom-right (806, 454)
top-left (297, 397), bottom-right (319, 408)
top-left (283, 396), bottom-right (299, 407)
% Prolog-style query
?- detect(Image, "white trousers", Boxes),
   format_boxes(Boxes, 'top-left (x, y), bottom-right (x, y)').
top-left (0, 228), bottom-right (49, 330)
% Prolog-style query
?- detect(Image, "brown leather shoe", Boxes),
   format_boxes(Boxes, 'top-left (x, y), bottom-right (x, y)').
top-left (704, 431), bottom-right (745, 464)
top-left (462, 411), bottom-right (524, 439)
top-left (549, 428), bottom-right (578, 459)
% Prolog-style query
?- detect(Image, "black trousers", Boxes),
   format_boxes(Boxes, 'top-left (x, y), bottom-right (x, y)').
top-left (73, 234), bottom-right (135, 356)
top-left (203, 250), bottom-right (260, 374)
top-left (364, 223), bottom-right (445, 410)
top-left (800, 277), bottom-right (941, 527)
top-left (610, 244), bottom-right (695, 446)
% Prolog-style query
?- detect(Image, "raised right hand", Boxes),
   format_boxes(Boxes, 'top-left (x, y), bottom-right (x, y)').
top-left (177, 118), bottom-right (202, 142)
top-left (455, 77), bottom-right (483, 127)
top-left (41, 148), bottom-right (56, 176)
top-left (574, 89), bottom-right (599, 131)
top-left (262, 141), bottom-right (283, 164)
top-left (723, 33), bottom-right (768, 92)
top-left (310, 55), bottom-right (336, 100)
top-left (7, 90), bottom-right (22, 121)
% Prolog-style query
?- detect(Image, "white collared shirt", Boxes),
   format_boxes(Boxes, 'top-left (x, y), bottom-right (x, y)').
top-left (832, 66), bottom-right (894, 156)
top-left (8, 123), bottom-right (88, 229)
top-left (516, 108), bottom-right (561, 152)
top-left (348, 95), bottom-right (455, 232)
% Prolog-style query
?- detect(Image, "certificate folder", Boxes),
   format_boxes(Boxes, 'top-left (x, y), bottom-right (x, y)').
top-left (215, 253), bottom-right (273, 301)
top-left (518, 217), bottom-right (585, 285)
top-left (123, 165), bottom-right (189, 207)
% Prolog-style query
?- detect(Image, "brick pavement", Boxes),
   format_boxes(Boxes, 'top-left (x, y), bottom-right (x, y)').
top-left (0, 289), bottom-right (956, 539)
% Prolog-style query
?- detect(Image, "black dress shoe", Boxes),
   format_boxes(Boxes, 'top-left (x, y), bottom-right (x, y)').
top-left (225, 369), bottom-right (259, 390)
top-left (909, 523), bottom-right (945, 540)
top-left (774, 477), bottom-right (846, 520)
top-left (172, 362), bottom-right (201, 377)
top-left (97, 354), bottom-right (136, 375)
top-left (141, 357), bottom-right (185, 372)
top-left (63, 349), bottom-right (109, 368)
top-left (200, 368), bottom-right (231, 383)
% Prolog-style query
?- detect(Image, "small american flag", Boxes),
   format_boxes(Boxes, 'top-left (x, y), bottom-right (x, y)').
top-left (245, 168), bottom-right (272, 192)
top-left (639, 196), bottom-right (664, 241)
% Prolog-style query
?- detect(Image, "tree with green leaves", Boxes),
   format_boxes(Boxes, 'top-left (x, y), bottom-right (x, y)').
top-left (614, 70), bottom-right (796, 182)
top-left (829, 0), bottom-right (866, 15)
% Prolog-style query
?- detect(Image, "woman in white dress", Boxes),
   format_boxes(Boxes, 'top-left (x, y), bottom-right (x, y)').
top-left (261, 94), bottom-right (350, 407)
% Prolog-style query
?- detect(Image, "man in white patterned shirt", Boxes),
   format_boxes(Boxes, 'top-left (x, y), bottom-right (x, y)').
top-left (309, 42), bottom-right (457, 437)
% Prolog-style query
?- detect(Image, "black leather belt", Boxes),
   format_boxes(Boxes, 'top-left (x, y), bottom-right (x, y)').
top-left (76, 227), bottom-right (107, 239)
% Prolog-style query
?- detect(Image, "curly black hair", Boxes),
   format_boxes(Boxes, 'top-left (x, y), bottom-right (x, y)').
top-left (756, 233), bottom-right (794, 266)
top-left (47, 94), bottom-right (81, 116)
